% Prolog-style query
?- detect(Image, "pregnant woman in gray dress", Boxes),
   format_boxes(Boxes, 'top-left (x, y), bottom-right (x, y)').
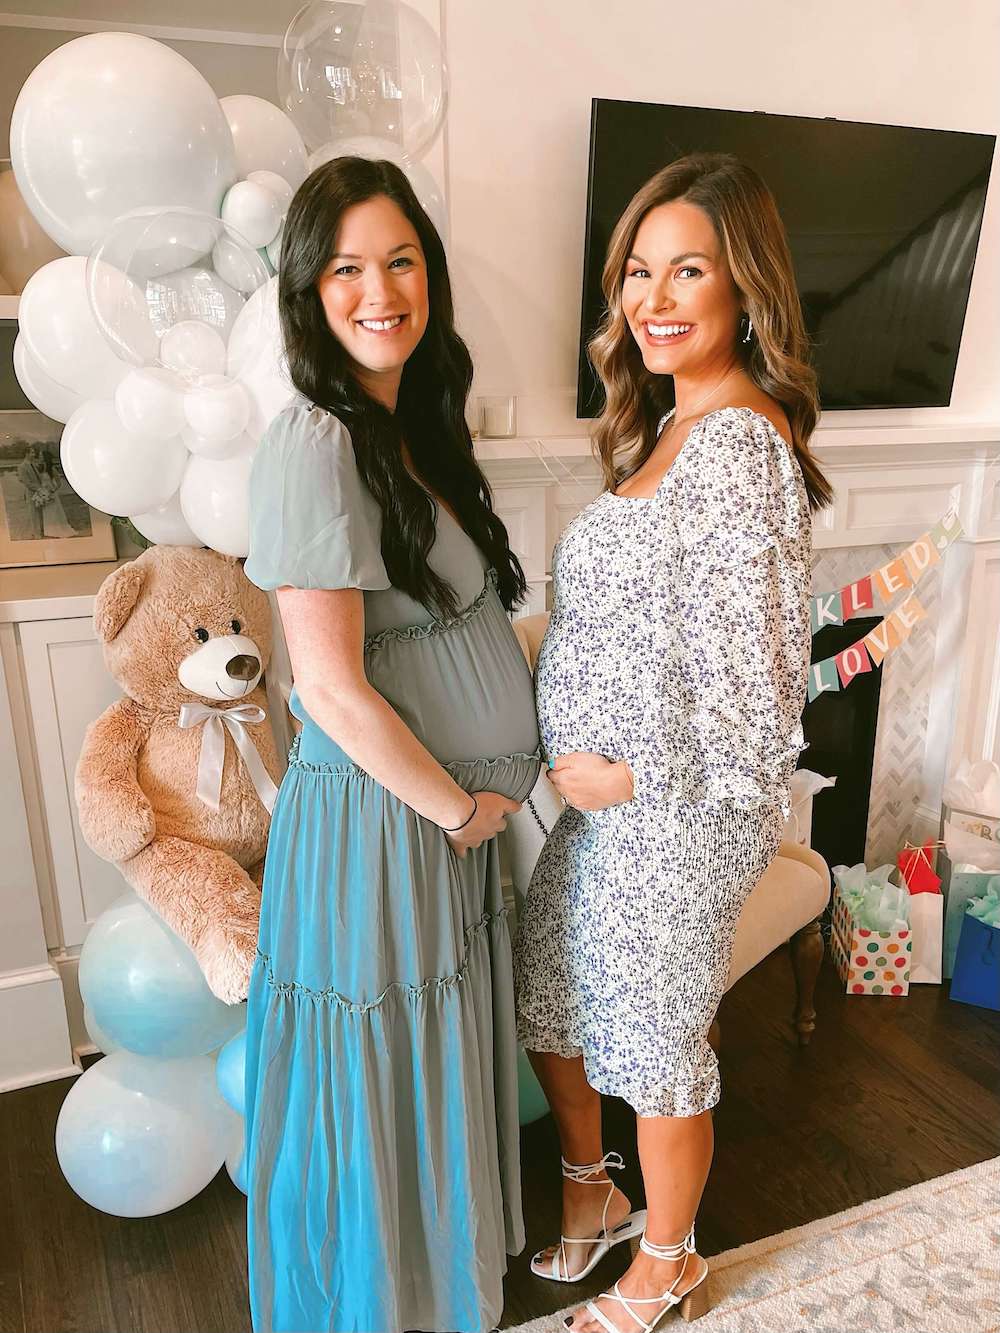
top-left (243, 158), bottom-right (539, 1333)
top-left (514, 154), bottom-right (833, 1331)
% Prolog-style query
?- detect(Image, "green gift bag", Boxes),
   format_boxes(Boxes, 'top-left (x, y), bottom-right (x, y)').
top-left (943, 867), bottom-right (997, 978)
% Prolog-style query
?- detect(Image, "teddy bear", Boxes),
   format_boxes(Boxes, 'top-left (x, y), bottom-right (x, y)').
top-left (75, 545), bottom-right (284, 1004)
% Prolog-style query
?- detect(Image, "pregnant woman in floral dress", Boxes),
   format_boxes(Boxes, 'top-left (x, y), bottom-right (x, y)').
top-left (514, 153), bottom-right (833, 1332)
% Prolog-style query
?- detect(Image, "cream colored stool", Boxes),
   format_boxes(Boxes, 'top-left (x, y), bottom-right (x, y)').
top-left (508, 613), bottom-right (831, 1045)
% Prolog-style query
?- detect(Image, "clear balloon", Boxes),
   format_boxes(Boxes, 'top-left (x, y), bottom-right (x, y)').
top-left (0, 163), bottom-right (65, 292)
top-left (61, 400), bottom-right (188, 517)
top-left (114, 369), bottom-right (186, 441)
top-left (55, 1052), bottom-right (232, 1216)
top-left (88, 209), bottom-right (269, 385)
top-left (279, 1), bottom-right (448, 157)
top-left (309, 135), bottom-right (447, 241)
top-left (220, 94), bottom-right (309, 189)
top-left (161, 321), bottom-right (228, 381)
top-left (10, 32), bottom-right (237, 256)
top-left (130, 493), bottom-right (203, 547)
top-left (180, 438), bottom-right (256, 556)
top-left (226, 277), bottom-right (296, 439)
top-left (79, 896), bottom-right (247, 1056)
top-left (183, 376), bottom-right (251, 443)
top-left (19, 257), bottom-right (145, 400)
top-left (12, 333), bottom-right (85, 424)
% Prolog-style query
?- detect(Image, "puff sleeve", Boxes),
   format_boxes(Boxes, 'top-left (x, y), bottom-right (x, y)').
top-left (244, 399), bottom-right (392, 593)
top-left (628, 409), bottom-right (812, 820)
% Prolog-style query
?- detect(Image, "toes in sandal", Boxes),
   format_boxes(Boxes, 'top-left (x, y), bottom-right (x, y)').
top-left (583, 1228), bottom-right (712, 1330)
top-left (529, 1151), bottom-right (647, 1283)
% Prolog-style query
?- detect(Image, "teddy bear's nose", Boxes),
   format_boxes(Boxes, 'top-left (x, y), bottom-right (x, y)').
top-left (226, 654), bottom-right (260, 681)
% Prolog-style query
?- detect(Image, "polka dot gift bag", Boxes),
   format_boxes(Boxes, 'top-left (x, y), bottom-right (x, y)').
top-left (830, 862), bottom-right (913, 996)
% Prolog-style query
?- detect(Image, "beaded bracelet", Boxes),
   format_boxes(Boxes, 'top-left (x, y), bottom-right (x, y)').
top-left (441, 794), bottom-right (478, 833)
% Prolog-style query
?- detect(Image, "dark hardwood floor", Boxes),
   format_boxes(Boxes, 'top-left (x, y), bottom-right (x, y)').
top-left (3, 947), bottom-right (998, 1333)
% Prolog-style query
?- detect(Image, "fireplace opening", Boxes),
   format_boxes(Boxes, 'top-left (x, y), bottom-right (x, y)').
top-left (798, 616), bottom-right (884, 869)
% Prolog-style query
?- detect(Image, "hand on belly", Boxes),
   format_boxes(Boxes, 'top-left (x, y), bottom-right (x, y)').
top-left (547, 751), bottom-right (634, 811)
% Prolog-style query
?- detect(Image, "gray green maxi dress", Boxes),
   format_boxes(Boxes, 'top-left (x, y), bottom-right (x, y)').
top-left (242, 399), bottom-right (541, 1333)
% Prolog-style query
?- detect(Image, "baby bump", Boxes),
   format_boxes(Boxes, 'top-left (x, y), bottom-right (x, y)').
top-left (535, 612), bottom-right (647, 759)
top-left (364, 586), bottom-right (540, 766)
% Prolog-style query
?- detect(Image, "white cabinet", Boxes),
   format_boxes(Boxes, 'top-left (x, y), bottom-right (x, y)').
top-left (0, 561), bottom-right (124, 1091)
top-left (19, 618), bottom-right (124, 948)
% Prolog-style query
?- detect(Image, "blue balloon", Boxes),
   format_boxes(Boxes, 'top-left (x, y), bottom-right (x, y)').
top-left (226, 1127), bottom-right (248, 1195)
top-left (56, 1052), bottom-right (231, 1217)
top-left (79, 895), bottom-right (246, 1057)
top-left (215, 1027), bottom-right (246, 1116)
top-left (517, 1046), bottom-right (550, 1125)
top-left (83, 1004), bottom-right (121, 1054)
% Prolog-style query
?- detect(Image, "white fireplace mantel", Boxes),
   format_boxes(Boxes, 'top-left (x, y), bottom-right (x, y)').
top-left (475, 420), bottom-right (1000, 553)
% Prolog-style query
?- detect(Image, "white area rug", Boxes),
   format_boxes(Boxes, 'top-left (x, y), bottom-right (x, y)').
top-left (504, 1156), bottom-right (1000, 1333)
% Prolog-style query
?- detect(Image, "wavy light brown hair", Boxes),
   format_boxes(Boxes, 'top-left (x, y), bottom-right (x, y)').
top-left (589, 152), bottom-right (833, 512)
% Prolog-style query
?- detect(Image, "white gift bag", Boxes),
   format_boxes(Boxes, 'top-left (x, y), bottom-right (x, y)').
top-left (908, 892), bottom-right (944, 984)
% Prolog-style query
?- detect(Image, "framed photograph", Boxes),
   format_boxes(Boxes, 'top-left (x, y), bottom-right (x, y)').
top-left (0, 411), bottom-right (116, 568)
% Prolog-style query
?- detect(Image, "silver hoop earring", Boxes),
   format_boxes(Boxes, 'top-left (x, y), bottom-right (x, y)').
top-left (742, 315), bottom-right (754, 344)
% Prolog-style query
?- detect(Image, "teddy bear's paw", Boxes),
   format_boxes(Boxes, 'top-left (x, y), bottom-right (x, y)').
top-left (198, 924), bottom-right (257, 1005)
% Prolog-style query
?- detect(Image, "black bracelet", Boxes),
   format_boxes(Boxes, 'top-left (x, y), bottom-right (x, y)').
top-left (442, 794), bottom-right (478, 832)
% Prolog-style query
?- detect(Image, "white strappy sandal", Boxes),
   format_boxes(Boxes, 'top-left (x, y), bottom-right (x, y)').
top-left (529, 1151), bottom-right (647, 1283)
top-left (581, 1228), bottom-right (711, 1330)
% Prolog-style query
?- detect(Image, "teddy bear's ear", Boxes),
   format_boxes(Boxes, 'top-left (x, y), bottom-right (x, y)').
top-left (93, 561), bottom-right (147, 643)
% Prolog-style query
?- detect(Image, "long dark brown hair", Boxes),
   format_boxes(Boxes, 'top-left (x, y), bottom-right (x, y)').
top-left (589, 152), bottom-right (833, 512)
top-left (279, 156), bottom-right (526, 614)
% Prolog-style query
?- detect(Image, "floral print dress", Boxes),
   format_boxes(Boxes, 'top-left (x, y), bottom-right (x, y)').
top-left (513, 407), bottom-right (813, 1117)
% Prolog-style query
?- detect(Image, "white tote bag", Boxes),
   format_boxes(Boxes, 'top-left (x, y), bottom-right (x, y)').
top-left (908, 892), bottom-right (944, 984)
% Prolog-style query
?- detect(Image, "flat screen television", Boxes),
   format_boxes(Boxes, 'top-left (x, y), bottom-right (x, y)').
top-left (577, 99), bottom-right (995, 416)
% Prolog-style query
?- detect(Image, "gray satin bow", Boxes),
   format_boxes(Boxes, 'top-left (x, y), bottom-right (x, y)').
top-left (177, 701), bottom-right (278, 815)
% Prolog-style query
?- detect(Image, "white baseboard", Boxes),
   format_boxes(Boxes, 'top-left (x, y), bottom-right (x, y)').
top-left (0, 964), bottom-right (80, 1093)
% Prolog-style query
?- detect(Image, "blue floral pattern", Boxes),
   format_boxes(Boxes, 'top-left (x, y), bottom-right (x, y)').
top-left (514, 407), bottom-right (813, 1117)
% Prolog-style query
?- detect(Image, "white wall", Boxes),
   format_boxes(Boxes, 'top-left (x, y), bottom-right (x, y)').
top-left (443, 0), bottom-right (1000, 432)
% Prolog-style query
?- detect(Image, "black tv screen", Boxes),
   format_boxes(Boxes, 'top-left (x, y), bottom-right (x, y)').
top-left (578, 99), bottom-right (995, 416)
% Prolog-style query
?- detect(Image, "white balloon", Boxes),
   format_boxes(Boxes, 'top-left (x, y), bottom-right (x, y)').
top-left (183, 377), bottom-right (250, 443)
top-left (309, 136), bottom-right (448, 241)
top-left (212, 237), bottom-right (270, 296)
top-left (61, 400), bottom-right (188, 516)
top-left (19, 257), bottom-right (141, 398)
top-left (220, 95), bottom-right (308, 189)
top-left (182, 426), bottom-right (254, 462)
top-left (221, 180), bottom-right (283, 249)
top-left (247, 170), bottom-right (293, 213)
top-left (114, 369), bottom-right (185, 441)
top-left (161, 321), bottom-right (227, 381)
top-left (265, 223), bottom-right (283, 270)
top-left (10, 34), bottom-right (237, 257)
top-left (225, 277), bottom-right (296, 439)
top-left (55, 1052), bottom-right (231, 1217)
top-left (130, 492), bottom-right (203, 547)
top-left (180, 441), bottom-right (255, 557)
top-left (13, 333), bottom-right (85, 423)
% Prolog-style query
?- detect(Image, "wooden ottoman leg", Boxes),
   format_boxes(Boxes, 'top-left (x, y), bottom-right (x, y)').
top-left (790, 915), bottom-right (824, 1046)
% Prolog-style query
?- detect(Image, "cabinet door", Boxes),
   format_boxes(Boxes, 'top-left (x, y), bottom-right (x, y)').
top-left (19, 618), bottom-right (125, 949)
